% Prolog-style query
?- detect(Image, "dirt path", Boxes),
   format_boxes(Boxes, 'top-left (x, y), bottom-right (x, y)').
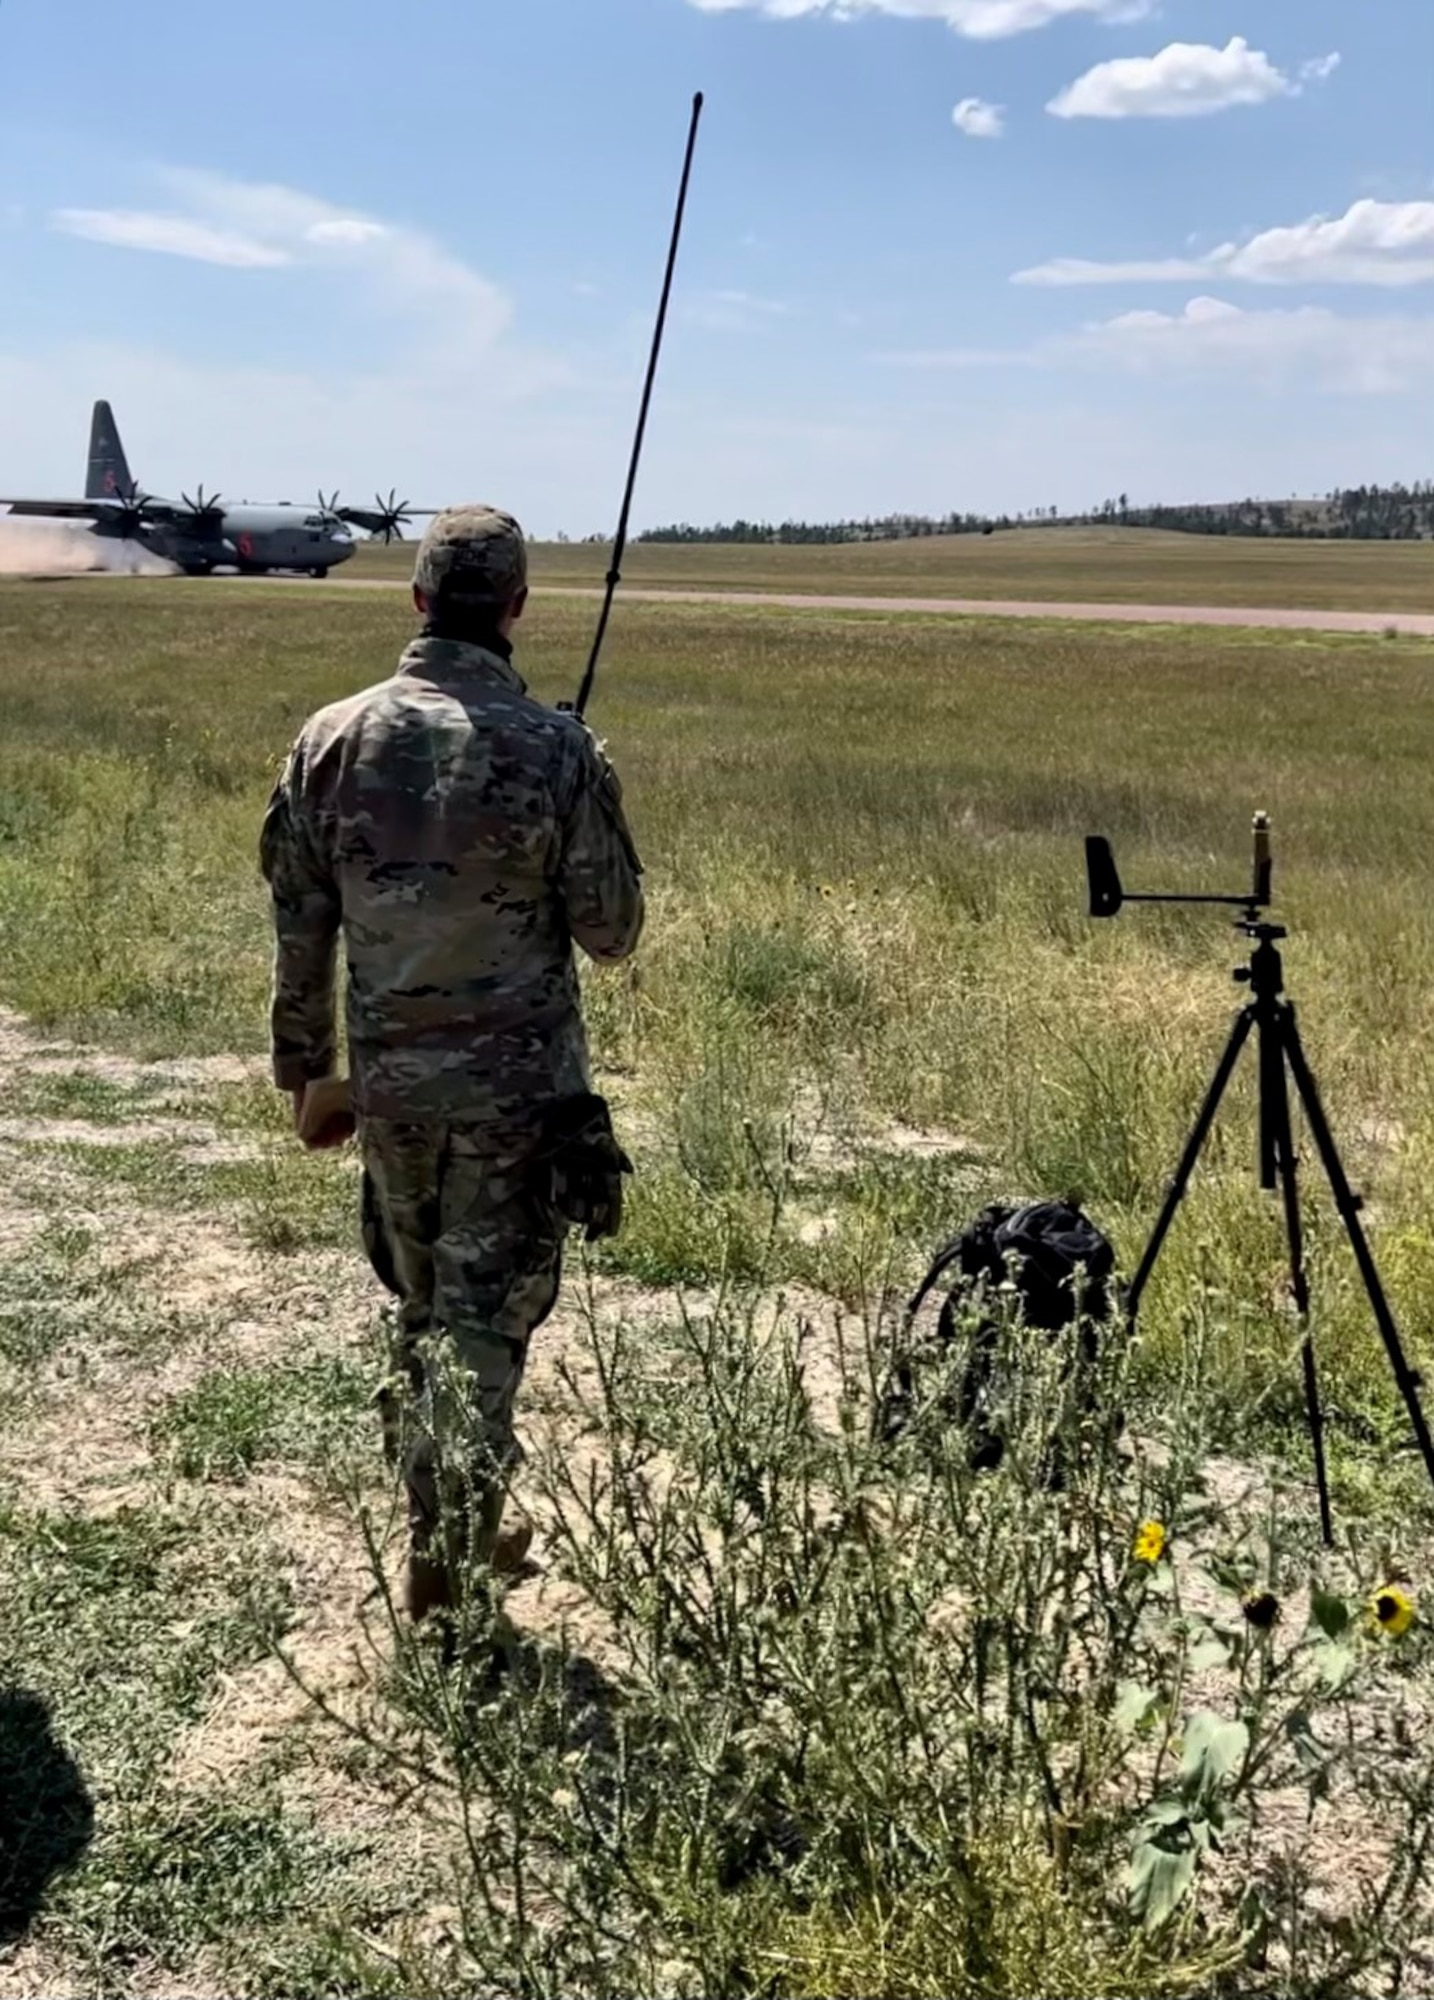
top-left (222, 574), bottom-right (1434, 636)
top-left (535, 586), bottom-right (1434, 636)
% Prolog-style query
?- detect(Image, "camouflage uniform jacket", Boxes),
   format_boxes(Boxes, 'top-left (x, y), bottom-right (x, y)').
top-left (260, 634), bottom-right (644, 1124)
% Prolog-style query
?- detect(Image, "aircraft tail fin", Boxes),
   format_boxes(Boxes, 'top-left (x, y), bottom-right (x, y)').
top-left (86, 400), bottom-right (135, 500)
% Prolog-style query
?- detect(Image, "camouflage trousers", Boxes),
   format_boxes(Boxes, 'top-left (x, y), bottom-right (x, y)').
top-left (359, 1117), bottom-right (565, 1574)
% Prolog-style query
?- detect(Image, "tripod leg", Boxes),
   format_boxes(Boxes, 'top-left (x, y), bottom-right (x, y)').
top-left (1258, 998), bottom-right (1283, 1193)
top-left (1127, 1007), bottom-right (1255, 1323)
top-left (1282, 1005), bottom-right (1434, 1498)
top-left (1264, 1017), bottom-right (1334, 1546)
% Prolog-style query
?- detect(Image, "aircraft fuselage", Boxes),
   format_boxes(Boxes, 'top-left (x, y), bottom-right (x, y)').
top-left (95, 502), bottom-right (359, 577)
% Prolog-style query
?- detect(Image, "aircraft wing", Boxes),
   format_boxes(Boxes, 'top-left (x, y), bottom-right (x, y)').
top-left (0, 497), bottom-right (124, 520)
top-left (336, 505), bottom-right (442, 535)
top-left (1, 495), bottom-right (191, 524)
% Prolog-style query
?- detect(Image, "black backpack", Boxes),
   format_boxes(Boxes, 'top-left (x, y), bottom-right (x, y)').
top-left (879, 1199), bottom-right (1117, 1467)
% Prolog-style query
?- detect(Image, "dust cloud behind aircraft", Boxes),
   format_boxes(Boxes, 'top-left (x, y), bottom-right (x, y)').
top-left (0, 517), bottom-right (178, 577)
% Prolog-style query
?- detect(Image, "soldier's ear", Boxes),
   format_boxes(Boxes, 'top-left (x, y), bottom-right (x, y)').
top-left (412, 585), bottom-right (429, 618)
top-left (510, 587), bottom-right (529, 625)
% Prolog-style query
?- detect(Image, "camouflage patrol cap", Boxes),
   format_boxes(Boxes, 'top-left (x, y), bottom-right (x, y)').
top-left (413, 504), bottom-right (528, 610)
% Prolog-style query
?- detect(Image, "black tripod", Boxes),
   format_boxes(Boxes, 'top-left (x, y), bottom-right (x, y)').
top-left (1087, 820), bottom-right (1434, 1545)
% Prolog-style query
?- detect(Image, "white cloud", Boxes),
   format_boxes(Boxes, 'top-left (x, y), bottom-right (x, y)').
top-left (1300, 51), bottom-right (1342, 84)
top-left (305, 218), bottom-right (388, 247)
top-left (877, 344), bottom-right (1032, 367)
top-left (1075, 296), bottom-right (1434, 393)
top-left (1017, 256), bottom-right (1211, 285)
top-left (51, 169), bottom-right (513, 356)
top-left (683, 288), bottom-right (791, 329)
top-left (711, 288), bottom-right (789, 312)
top-left (953, 97), bottom-right (1005, 138)
top-left (685, 0), bottom-right (1151, 38)
top-left (1014, 199), bottom-right (1434, 288)
top-left (881, 297), bottom-right (1434, 395)
top-left (1048, 37), bottom-right (1294, 120)
top-left (50, 207), bottom-right (290, 269)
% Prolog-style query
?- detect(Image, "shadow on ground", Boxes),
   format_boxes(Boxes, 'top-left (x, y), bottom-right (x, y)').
top-left (0, 1686), bottom-right (94, 1945)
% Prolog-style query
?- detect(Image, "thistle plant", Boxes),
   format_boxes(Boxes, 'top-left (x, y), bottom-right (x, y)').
top-left (318, 1249), bottom-right (1434, 1998)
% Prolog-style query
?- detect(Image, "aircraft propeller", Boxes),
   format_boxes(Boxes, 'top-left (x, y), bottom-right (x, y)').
top-left (370, 488), bottom-right (415, 543)
top-left (181, 485), bottom-right (224, 517)
top-left (111, 480), bottom-right (154, 535)
top-left (321, 488), bottom-right (430, 540)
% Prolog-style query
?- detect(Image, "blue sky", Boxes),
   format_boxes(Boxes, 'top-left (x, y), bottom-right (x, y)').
top-left (1, 0), bottom-right (1431, 533)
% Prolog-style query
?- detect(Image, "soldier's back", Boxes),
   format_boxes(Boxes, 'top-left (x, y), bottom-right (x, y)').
top-left (297, 634), bottom-right (594, 1124)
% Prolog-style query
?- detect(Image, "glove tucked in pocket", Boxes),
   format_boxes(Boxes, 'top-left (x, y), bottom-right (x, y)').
top-left (533, 1093), bottom-right (634, 1242)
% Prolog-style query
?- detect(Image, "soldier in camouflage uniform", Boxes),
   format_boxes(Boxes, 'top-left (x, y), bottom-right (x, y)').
top-left (260, 505), bottom-right (644, 1644)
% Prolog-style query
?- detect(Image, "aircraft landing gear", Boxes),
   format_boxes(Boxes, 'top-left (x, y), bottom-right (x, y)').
top-left (310, 566), bottom-right (329, 580)
top-left (181, 562), bottom-right (213, 578)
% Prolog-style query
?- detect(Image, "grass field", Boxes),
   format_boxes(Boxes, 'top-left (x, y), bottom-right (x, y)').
top-left (6, 569), bottom-right (1434, 1994)
top-left (349, 523), bottom-right (1434, 612)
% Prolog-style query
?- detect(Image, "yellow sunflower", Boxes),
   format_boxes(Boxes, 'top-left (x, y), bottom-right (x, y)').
top-left (1133, 1520), bottom-right (1167, 1566)
top-left (1369, 1584), bottom-right (1416, 1637)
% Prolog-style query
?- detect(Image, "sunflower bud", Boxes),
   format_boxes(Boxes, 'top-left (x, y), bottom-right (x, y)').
top-left (1241, 1591), bottom-right (1281, 1631)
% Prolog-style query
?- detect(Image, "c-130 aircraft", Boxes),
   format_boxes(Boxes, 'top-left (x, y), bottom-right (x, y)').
top-left (0, 400), bottom-right (437, 576)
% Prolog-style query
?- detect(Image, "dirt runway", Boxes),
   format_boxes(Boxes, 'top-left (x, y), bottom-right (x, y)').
top-left (38, 566), bottom-right (1432, 634)
top-left (535, 585), bottom-right (1434, 636)
top-left (254, 574), bottom-right (1434, 636)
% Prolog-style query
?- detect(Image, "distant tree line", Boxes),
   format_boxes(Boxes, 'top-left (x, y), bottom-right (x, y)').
top-left (640, 511), bottom-right (1013, 545)
top-left (638, 482), bottom-right (1434, 546)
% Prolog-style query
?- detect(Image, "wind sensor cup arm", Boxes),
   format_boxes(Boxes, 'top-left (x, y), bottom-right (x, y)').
top-left (570, 91), bottom-right (705, 723)
top-left (1086, 813), bottom-right (1274, 920)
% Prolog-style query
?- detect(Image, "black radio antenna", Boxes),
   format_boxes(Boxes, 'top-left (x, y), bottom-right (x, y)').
top-left (572, 91), bottom-right (705, 720)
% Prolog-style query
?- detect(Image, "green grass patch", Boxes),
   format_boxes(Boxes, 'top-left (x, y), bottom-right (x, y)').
top-left (0, 1501), bottom-right (289, 1780)
top-left (0, 1069), bottom-right (184, 1123)
top-left (48, 1786), bottom-right (393, 1994)
top-left (0, 1221), bottom-right (106, 1371)
top-left (0, 1221), bottom-right (204, 1391)
top-left (152, 1355), bottom-right (373, 1483)
top-left (5, 1128), bottom-right (360, 1254)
